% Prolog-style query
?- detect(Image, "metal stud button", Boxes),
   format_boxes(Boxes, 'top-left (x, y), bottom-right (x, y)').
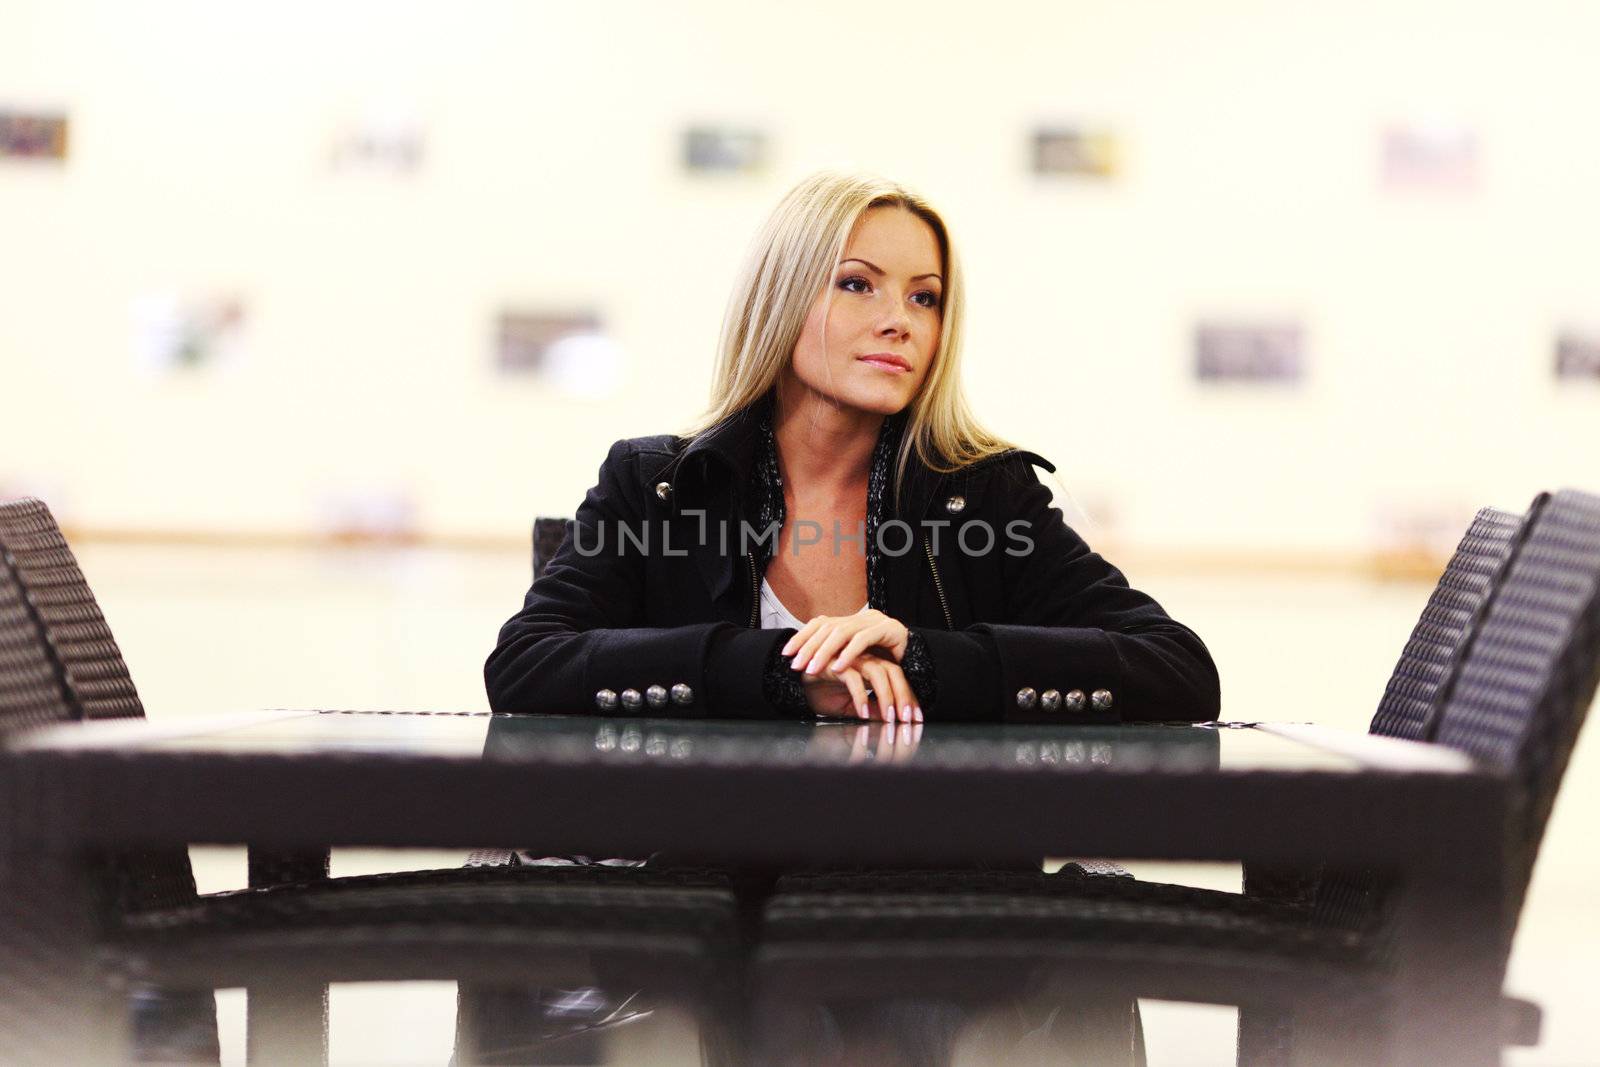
top-left (1040, 689), bottom-right (1062, 712)
top-left (1065, 690), bottom-right (1087, 713)
top-left (645, 684), bottom-right (668, 709)
top-left (620, 688), bottom-right (643, 711)
top-left (655, 481), bottom-right (672, 502)
top-left (945, 494), bottom-right (967, 515)
top-left (1091, 689), bottom-right (1113, 711)
top-left (595, 689), bottom-right (618, 711)
top-left (1016, 687), bottom-right (1037, 710)
top-left (670, 683), bottom-right (694, 706)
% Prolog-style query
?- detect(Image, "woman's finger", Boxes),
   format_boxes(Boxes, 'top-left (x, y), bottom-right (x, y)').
top-left (798, 617), bottom-right (871, 675)
top-left (859, 660), bottom-right (897, 723)
top-left (886, 661), bottom-right (916, 723)
top-left (816, 621), bottom-right (891, 674)
top-left (837, 666), bottom-right (871, 720)
top-left (781, 617), bottom-right (824, 659)
top-left (828, 624), bottom-right (895, 673)
top-left (789, 619), bottom-right (839, 673)
top-left (863, 657), bottom-right (906, 723)
top-left (830, 619), bottom-right (909, 671)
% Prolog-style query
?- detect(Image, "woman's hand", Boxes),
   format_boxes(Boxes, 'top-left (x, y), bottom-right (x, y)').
top-left (799, 649), bottom-right (922, 723)
top-left (782, 609), bottom-right (910, 676)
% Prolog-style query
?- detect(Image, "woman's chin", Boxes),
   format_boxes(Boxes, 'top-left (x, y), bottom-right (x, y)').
top-left (837, 382), bottom-right (917, 417)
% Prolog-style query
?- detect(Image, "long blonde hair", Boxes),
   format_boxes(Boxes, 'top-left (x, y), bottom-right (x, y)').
top-left (684, 171), bottom-right (1015, 486)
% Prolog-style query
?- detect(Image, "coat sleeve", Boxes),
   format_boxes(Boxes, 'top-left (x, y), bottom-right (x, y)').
top-left (911, 457), bottom-right (1221, 724)
top-left (484, 439), bottom-right (794, 717)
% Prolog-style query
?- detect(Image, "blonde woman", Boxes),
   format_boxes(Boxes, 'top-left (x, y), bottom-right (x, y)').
top-left (486, 172), bottom-right (1219, 725)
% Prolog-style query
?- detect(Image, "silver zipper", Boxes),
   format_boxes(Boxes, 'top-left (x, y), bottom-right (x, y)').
top-left (746, 552), bottom-right (760, 628)
top-left (923, 536), bottom-right (953, 630)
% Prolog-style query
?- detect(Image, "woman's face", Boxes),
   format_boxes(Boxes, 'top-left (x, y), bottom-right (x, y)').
top-left (785, 206), bottom-right (944, 417)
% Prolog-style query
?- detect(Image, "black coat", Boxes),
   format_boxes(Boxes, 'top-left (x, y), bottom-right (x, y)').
top-left (486, 403), bottom-right (1221, 723)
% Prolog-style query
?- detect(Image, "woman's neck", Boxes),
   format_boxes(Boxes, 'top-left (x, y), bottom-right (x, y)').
top-left (771, 384), bottom-right (882, 499)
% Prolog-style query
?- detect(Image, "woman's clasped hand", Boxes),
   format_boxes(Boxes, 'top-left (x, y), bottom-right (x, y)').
top-left (781, 610), bottom-right (922, 723)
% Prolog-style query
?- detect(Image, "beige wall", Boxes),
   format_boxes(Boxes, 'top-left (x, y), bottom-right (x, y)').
top-left (2, 0), bottom-right (1596, 554)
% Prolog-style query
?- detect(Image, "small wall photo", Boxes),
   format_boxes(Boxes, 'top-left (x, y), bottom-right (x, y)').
top-left (1380, 120), bottom-right (1479, 192)
top-left (1194, 321), bottom-right (1305, 385)
top-left (0, 110), bottom-right (69, 161)
top-left (131, 295), bottom-right (248, 376)
top-left (495, 310), bottom-right (624, 399)
top-left (682, 125), bottom-right (767, 175)
top-left (1032, 127), bottom-right (1118, 179)
top-left (1555, 328), bottom-right (1600, 383)
top-left (326, 107), bottom-right (425, 176)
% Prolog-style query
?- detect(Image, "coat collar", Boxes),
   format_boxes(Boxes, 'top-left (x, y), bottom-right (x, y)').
top-left (664, 393), bottom-right (1056, 521)
top-left (666, 393), bottom-right (772, 505)
top-left (651, 395), bottom-right (1057, 620)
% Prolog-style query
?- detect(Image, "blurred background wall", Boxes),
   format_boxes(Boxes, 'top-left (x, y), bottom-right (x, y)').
top-left (0, 0), bottom-right (1595, 559)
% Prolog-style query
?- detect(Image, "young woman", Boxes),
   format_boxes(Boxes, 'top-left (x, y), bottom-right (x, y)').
top-left (486, 172), bottom-right (1220, 725)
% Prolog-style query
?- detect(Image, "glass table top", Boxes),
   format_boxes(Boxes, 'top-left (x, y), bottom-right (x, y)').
top-left (12, 710), bottom-right (1476, 774)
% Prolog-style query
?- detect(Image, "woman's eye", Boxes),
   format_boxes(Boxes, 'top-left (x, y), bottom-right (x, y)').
top-left (912, 291), bottom-right (941, 310)
top-left (838, 276), bottom-right (871, 294)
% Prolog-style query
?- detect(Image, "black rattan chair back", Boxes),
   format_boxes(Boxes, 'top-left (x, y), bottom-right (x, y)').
top-left (0, 498), bottom-right (145, 722)
top-left (1370, 506), bottom-right (1526, 741)
top-left (531, 516), bottom-right (570, 583)
top-left (1432, 488), bottom-right (1600, 933)
top-left (0, 548), bottom-right (73, 734)
top-left (0, 498), bottom-right (200, 914)
top-left (1248, 503), bottom-right (1534, 909)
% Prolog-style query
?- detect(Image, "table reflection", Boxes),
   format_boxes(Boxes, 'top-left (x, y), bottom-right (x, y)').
top-left (481, 716), bottom-right (1224, 773)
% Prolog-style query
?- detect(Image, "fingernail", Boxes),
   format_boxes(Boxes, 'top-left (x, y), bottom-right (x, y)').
top-left (857, 703), bottom-right (868, 720)
top-left (806, 657), bottom-right (821, 674)
top-left (900, 704), bottom-right (912, 722)
top-left (914, 707), bottom-right (924, 723)
top-left (830, 658), bottom-right (845, 671)
top-left (791, 655), bottom-right (805, 670)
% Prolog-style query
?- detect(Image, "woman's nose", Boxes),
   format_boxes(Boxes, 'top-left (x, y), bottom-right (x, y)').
top-left (876, 302), bottom-right (912, 338)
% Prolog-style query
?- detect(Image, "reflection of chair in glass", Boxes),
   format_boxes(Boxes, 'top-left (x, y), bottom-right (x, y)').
top-left (0, 498), bottom-right (745, 1065)
top-left (757, 495), bottom-right (1596, 1066)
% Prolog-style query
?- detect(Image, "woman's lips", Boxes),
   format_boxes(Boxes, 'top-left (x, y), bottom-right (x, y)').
top-left (858, 354), bottom-right (911, 373)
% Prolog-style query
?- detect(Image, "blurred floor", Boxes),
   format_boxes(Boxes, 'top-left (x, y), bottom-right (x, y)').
top-left (73, 542), bottom-right (1600, 1066)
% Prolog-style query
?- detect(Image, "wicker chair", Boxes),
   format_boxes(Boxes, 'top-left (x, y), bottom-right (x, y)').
top-left (758, 493), bottom-right (1600, 1065)
top-left (0, 499), bottom-right (744, 1066)
top-left (532, 516), bottom-right (570, 583)
top-left (0, 499), bottom-right (222, 1063)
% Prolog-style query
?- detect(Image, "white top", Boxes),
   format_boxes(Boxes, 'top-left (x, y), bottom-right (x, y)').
top-left (759, 577), bottom-right (867, 631)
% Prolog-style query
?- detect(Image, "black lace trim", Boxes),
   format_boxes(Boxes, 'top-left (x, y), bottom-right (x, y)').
top-left (900, 630), bottom-right (938, 713)
top-left (762, 637), bottom-right (812, 717)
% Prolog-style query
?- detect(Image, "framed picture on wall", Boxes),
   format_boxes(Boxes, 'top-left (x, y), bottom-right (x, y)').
top-left (683, 126), bottom-right (767, 175)
top-left (0, 110), bottom-right (69, 161)
top-left (1032, 127), bottom-right (1118, 178)
top-left (327, 107), bottom-right (425, 175)
top-left (131, 294), bottom-right (247, 375)
top-left (1194, 321), bottom-right (1304, 384)
top-left (1555, 328), bottom-right (1600, 382)
top-left (1380, 120), bottom-right (1478, 192)
top-left (496, 310), bottom-right (624, 398)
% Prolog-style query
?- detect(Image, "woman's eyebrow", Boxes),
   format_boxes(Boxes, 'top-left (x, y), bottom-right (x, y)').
top-left (839, 257), bottom-right (943, 283)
